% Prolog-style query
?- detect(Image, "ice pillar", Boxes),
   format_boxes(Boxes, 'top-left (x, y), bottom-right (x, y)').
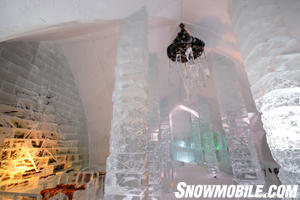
top-left (218, 130), bottom-right (232, 173)
top-left (211, 112), bottom-right (232, 173)
top-left (198, 97), bottom-right (218, 175)
top-left (209, 52), bottom-right (264, 184)
top-left (147, 55), bottom-right (161, 199)
top-left (229, 0), bottom-right (300, 186)
top-left (104, 9), bottom-right (149, 200)
top-left (159, 98), bottom-right (173, 193)
top-left (190, 114), bottom-right (204, 164)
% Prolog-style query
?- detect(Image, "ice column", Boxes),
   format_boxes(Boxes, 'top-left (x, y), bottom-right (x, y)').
top-left (104, 9), bottom-right (149, 200)
top-left (198, 97), bottom-right (218, 175)
top-left (147, 55), bottom-right (161, 199)
top-left (229, 0), bottom-right (300, 186)
top-left (212, 114), bottom-right (232, 173)
top-left (190, 114), bottom-right (204, 164)
top-left (218, 131), bottom-right (232, 173)
top-left (210, 52), bottom-right (264, 184)
top-left (159, 98), bottom-right (173, 193)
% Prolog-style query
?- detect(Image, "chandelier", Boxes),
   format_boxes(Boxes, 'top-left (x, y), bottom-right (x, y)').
top-left (167, 23), bottom-right (208, 100)
top-left (167, 23), bottom-right (205, 63)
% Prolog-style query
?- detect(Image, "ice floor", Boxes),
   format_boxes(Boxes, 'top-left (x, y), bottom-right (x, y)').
top-left (162, 163), bottom-right (234, 200)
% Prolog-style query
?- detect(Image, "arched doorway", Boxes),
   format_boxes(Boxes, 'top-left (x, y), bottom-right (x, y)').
top-left (169, 105), bottom-right (202, 163)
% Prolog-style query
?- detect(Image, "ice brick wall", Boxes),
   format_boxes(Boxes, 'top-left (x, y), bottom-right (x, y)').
top-left (104, 9), bottom-right (149, 200)
top-left (0, 41), bottom-right (89, 190)
top-left (229, 0), bottom-right (300, 188)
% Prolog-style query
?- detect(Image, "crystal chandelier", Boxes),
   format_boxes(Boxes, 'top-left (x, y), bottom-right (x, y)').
top-left (167, 23), bottom-right (208, 100)
top-left (167, 23), bottom-right (205, 64)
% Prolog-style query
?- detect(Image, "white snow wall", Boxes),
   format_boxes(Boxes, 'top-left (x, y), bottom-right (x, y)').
top-left (229, 0), bottom-right (300, 187)
top-left (104, 9), bottom-right (149, 199)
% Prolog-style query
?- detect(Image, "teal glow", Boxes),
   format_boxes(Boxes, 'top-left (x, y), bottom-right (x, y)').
top-left (213, 131), bottom-right (220, 151)
top-left (173, 151), bottom-right (195, 163)
top-left (176, 140), bottom-right (186, 148)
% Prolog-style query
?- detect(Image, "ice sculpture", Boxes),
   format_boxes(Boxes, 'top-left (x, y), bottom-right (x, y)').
top-left (229, 0), bottom-right (300, 187)
top-left (104, 8), bottom-right (149, 200)
top-left (147, 55), bottom-right (161, 199)
top-left (209, 52), bottom-right (264, 184)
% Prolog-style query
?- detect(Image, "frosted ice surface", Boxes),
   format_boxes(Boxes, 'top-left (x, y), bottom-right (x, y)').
top-left (229, 0), bottom-right (300, 187)
top-left (260, 88), bottom-right (300, 173)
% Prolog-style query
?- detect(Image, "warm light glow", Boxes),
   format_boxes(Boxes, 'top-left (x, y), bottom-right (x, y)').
top-left (13, 148), bottom-right (38, 172)
top-left (15, 166), bottom-right (26, 170)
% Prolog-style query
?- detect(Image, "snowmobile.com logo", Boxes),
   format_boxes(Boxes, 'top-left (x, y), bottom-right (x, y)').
top-left (174, 182), bottom-right (298, 199)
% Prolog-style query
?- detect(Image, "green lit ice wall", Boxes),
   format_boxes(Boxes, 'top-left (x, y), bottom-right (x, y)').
top-left (171, 112), bottom-right (231, 168)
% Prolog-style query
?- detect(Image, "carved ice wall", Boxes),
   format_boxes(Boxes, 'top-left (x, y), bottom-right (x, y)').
top-left (0, 42), bottom-right (88, 191)
top-left (209, 52), bottom-right (264, 184)
top-left (229, 0), bottom-right (300, 187)
top-left (104, 9), bottom-right (149, 200)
